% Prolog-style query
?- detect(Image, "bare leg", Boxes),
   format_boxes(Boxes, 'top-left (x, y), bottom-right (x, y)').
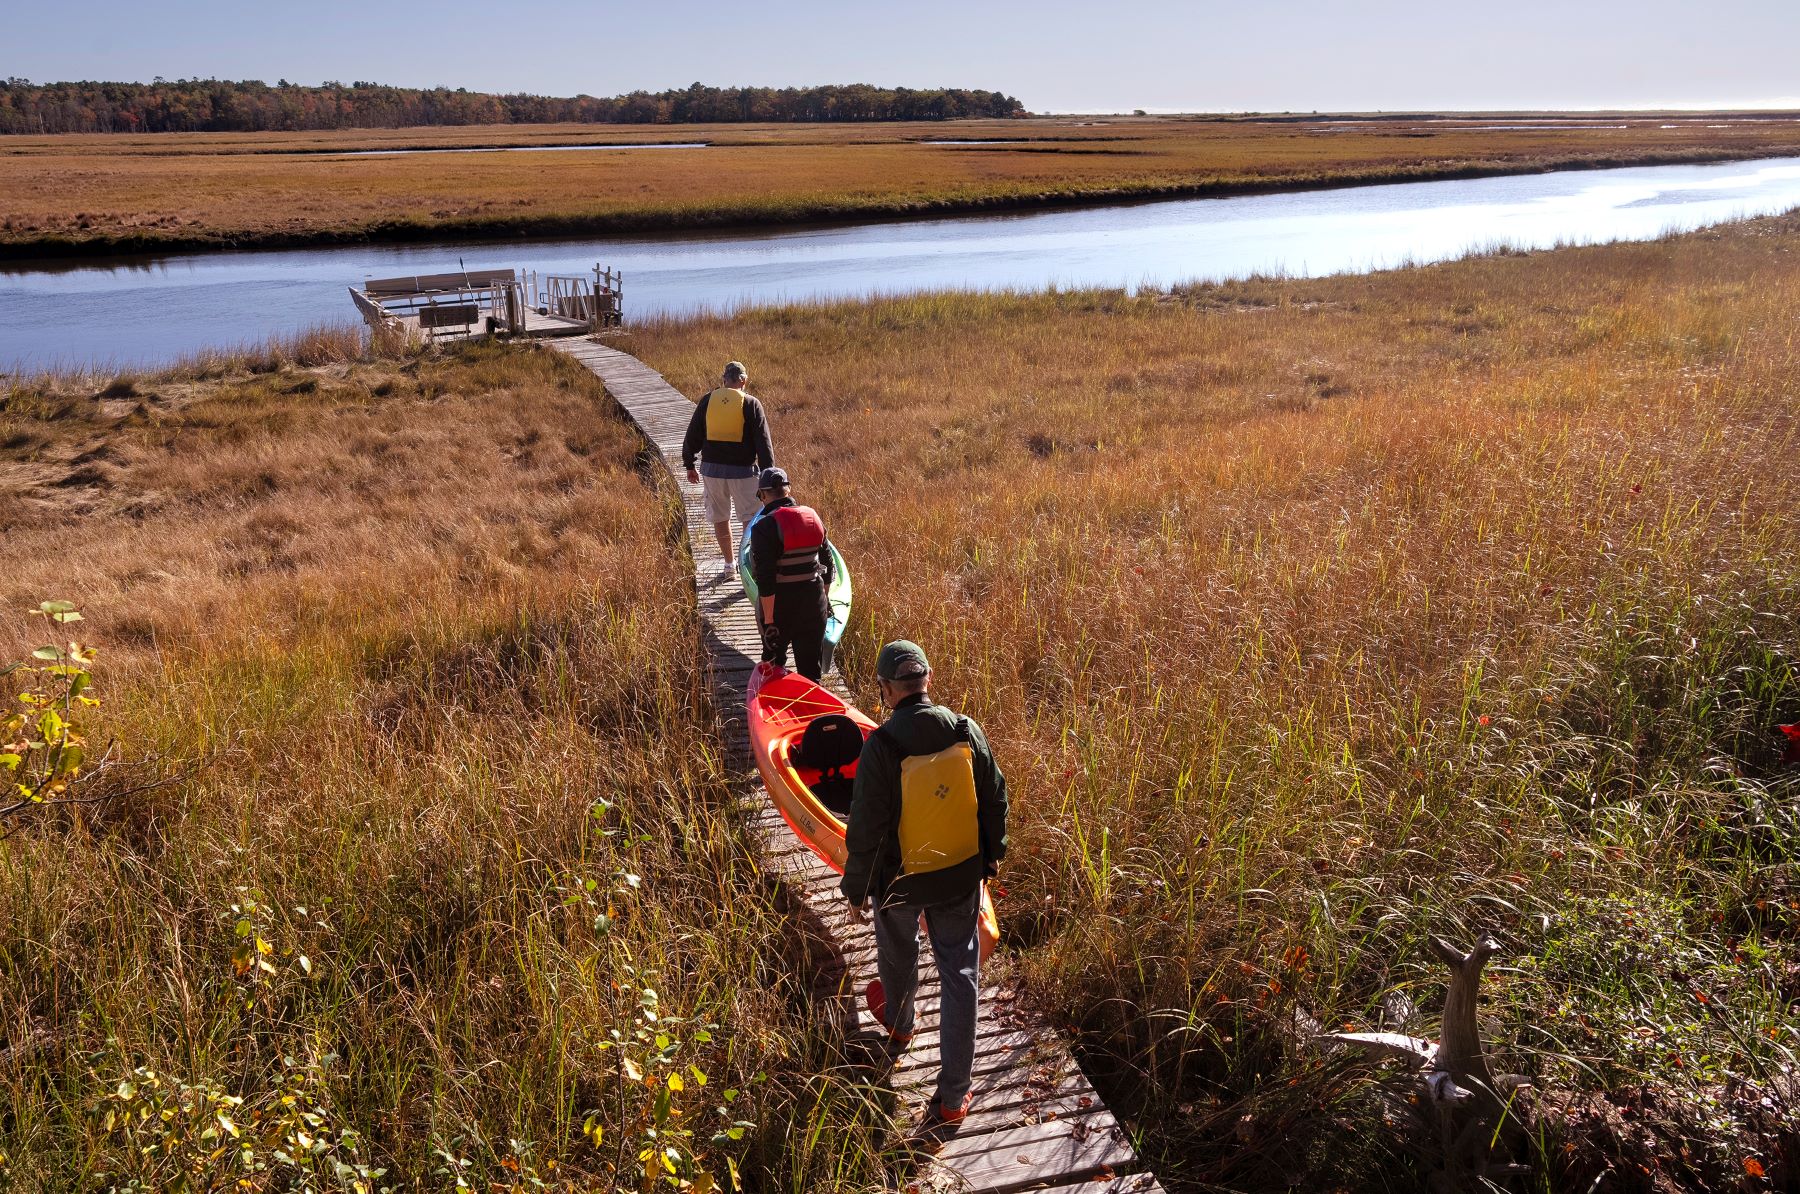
top-left (712, 521), bottom-right (732, 561)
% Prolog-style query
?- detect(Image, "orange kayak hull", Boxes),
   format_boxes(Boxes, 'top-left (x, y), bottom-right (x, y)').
top-left (746, 662), bottom-right (1000, 961)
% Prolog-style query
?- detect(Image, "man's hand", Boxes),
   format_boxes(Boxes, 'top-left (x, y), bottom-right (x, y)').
top-left (685, 467), bottom-right (700, 485)
top-left (849, 898), bottom-right (871, 925)
top-left (760, 621), bottom-right (781, 653)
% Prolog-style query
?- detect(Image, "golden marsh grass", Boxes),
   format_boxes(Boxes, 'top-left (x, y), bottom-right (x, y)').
top-left (0, 337), bottom-right (888, 1190)
top-left (625, 218), bottom-right (1800, 1189)
top-left (4, 210), bottom-right (1799, 1189)
top-left (5, 116), bottom-right (1800, 254)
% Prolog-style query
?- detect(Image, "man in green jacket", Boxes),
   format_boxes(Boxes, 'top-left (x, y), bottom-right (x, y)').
top-left (842, 640), bottom-right (1007, 1127)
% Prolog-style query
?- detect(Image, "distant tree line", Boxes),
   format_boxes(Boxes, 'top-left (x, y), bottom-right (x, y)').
top-left (0, 78), bottom-right (1028, 134)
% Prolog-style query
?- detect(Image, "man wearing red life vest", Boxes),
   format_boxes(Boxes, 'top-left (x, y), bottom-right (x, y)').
top-left (746, 467), bottom-right (834, 681)
top-left (681, 361), bottom-right (776, 565)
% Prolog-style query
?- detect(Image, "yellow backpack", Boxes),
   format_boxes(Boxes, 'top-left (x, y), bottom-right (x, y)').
top-left (704, 387), bottom-right (748, 443)
top-left (889, 724), bottom-right (980, 877)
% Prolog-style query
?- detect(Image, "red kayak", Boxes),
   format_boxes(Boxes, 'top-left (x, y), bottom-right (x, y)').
top-left (747, 662), bottom-right (1000, 960)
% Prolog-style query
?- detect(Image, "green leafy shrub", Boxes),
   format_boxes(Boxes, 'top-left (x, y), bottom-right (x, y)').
top-left (1, 600), bottom-right (99, 834)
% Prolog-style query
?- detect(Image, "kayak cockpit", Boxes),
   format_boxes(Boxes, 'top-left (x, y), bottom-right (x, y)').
top-left (777, 712), bottom-right (868, 819)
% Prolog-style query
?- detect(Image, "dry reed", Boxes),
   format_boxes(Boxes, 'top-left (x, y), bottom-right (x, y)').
top-left (625, 216), bottom-right (1800, 1190)
top-left (0, 337), bottom-right (887, 1190)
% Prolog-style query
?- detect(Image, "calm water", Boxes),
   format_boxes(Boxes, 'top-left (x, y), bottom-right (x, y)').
top-left (5, 156), bottom-right (1800, 371)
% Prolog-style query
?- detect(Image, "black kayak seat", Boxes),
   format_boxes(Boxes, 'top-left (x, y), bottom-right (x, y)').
top-left (798, 713), bottom-right (865, 773)
top-left (796, 713), bottom-right (865, 817)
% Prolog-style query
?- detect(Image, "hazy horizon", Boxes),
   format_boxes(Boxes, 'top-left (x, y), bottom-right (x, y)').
top-left (9, 0), bottom-right (1795, 116)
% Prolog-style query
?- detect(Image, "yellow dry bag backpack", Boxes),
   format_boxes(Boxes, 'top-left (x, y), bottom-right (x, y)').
top-left (703, 387), bottom-right (748, 443)
top-left (883, 721), bottom-right (980, 878)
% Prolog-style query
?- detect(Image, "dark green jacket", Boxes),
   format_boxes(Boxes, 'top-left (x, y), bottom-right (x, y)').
top-left (841, 693), bottom-right (1008, 909)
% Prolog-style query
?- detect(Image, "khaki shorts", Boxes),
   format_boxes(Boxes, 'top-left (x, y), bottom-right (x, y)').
top-left (701, 473), bottom-right (762, 527)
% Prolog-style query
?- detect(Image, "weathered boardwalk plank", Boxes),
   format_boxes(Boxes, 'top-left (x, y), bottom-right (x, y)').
top-left (553, 339), bottom-right (1160, 1193)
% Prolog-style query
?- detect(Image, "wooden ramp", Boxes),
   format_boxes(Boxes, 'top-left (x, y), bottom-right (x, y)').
top-left (553, 339), bottom-right (1164, 1194)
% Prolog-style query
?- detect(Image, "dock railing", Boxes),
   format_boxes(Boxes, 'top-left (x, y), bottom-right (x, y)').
top-left (593, 265), bottom-right (622, 330)
top-left (347, 286), bottom-right (404, 336)
top-left (529, 266), bottom-right (623, 331)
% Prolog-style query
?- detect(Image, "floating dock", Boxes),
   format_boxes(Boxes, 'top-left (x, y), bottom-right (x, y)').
top-left (350, 266), bottom-right (621, 343)
top-left (553, 338), bottom-right (1165, 1194)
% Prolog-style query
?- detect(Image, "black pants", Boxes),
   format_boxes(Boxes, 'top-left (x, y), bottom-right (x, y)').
top-left (764, 583), bottom-right (828, 681)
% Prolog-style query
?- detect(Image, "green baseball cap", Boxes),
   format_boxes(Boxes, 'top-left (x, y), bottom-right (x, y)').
top-left (876, 640), bottom-right (930, 681)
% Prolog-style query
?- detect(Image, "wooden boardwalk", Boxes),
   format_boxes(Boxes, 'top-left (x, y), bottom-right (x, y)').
top-left (554, 339), bottom-right (1164, 1194)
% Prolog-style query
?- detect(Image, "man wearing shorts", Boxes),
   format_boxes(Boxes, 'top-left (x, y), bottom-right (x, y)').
top-left (681, 360), bottom-right (775, 563)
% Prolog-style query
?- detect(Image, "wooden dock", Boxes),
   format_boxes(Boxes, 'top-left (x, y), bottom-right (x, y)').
top-left (553, 339), bottom-right (1164, 1194)
top-left (350, 265), bottom-right (620, 346)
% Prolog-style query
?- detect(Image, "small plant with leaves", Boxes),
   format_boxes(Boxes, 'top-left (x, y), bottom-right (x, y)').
top-left (558, 796), bottom-right (651, 939)
top-left (580, 967), bottom-right (755, 1193)
top-left (1, 599), bottom-right (101, 832)
top-left (229, 888), bottom-right (282, 982)
top-left (90, 1047), bottom-right (389, 1193)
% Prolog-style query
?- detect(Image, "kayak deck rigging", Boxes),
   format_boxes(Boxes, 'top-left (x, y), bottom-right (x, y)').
top-left (554, 338), bottom-right (1165, 1194)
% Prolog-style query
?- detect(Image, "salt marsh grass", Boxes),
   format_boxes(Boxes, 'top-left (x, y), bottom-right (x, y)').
top-left (627, 216), bottom-right (1800, 1190)
top-left (7, 116), bottom-right (1800, 255)
top-left (0, 339), bottom-right (886, 1190)
top-left (6, 210), bottom-right (1799, 1190)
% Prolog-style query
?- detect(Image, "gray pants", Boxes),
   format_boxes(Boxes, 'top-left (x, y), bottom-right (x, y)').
top-left (873, 885), bottom-right (981, 1107)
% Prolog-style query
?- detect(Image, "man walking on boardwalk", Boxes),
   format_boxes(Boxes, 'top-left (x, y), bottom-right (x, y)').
top-left (842, 641), bottom-right (1008, 1128)
top-left (681, 361), bottom-right (775, 563)
top-left (747, 467), bottom-right (834, 682)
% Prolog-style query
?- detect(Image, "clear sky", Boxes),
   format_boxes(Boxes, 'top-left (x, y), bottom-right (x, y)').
top-left (9, 0), bottom-right (1798, 113)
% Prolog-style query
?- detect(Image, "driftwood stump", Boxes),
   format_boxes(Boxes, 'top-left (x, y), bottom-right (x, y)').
top-left (1422, 936), bottom-right (1530, 1191)
top-left (1429, 935), bottom-right (1498, 1087)
top-left (1323, 934), bottom-right (1532, 1191)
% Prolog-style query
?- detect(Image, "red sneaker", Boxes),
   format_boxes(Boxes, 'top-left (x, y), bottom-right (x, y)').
top-left (864, 979), bottom-right (913, 1046)
top-left (924, 1092), bottom-right (973, 1126)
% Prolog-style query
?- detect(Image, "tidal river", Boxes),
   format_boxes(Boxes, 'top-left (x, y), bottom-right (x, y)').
top-left (5, 155), bottom-right (1800, 371)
